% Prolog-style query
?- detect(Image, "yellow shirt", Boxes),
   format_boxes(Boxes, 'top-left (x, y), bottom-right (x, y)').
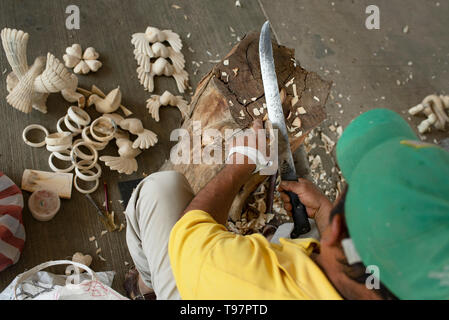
top-left (168, 210), bottom-right (342, 300)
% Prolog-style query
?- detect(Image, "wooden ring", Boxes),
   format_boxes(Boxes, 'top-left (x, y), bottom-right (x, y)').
top-left (53, 149), bottom-right (72, 161)
top-left (46, 144), bottom-right (72, 153)
top-left (71, 139), bottom-right (94, 161)
top-left (48, 152), bottom-right (75, 173)
top-left (22, 124), bottom-right (49, 148)
top-left (75, 162), bottom-right (102, 181)
top-left (70, 142), bottom-right (98, 170)
top-left (90, 117), bottom-right (116, 142)
top-left (64, 114), bottom-right (83, 134)
top-left (45, 132), bottom-right (72, 146)
top-left (82, 126), bottom-right (108, 150)
top-left (67, 106), bottom-right (91, 126)
top-left (74, 172), bottom-right (99, 194)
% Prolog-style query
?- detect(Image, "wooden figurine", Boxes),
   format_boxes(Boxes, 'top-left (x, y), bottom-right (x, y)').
top-left (146, 90), bottom-right (189, 122)
top-left (63, 44), bottom-right (102, 75)
top-left (1, 28), bottom-right (84, 114)
top-left (100, 137), bottom-right (142, 175)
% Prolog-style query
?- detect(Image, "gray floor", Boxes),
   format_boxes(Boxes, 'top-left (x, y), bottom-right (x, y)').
top-left (0, 0), bottom-right (447, 296)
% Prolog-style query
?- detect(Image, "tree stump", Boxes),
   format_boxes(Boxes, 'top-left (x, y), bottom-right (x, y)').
top-left (159, 32), bottom-right (331, 221)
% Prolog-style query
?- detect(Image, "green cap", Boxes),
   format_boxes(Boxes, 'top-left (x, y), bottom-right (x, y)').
top-left (336, 109), bottom-right (449, 300)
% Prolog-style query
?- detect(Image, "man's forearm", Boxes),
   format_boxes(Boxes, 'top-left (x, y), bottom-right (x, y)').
top-left (182, 161), bottom-right (255, 225)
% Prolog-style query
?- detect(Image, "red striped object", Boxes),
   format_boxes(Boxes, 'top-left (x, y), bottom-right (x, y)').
top-left (0, 172), bottom-right (25, 272)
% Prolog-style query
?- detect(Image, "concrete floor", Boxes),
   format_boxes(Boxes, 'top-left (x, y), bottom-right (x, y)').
top-left (0, 0), bottom-right (447, 296)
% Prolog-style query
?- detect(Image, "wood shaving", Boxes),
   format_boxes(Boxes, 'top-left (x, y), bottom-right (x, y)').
top-left (321, 133), bottom-right (335, 153)
top-left (235, 0), bottom-right (241, 7)
top-left (89, 236), bottom-right (96, 242)
top-left (101, 230), bottom-right (108, 237)
top-left (96, 248), bottom-right (102, 255)
top-left (124, 261), bottom-right (129, 266)
top-left (310, 155), bottom-right (322, 170)
top-left (232, 68), bottom-right (239, 76)
top-left (172, 4), bottom-right (181, 9)
top-left (98, 254), bottom-right (106, 262)
top-left (119, 223), bottom-right (125, 232)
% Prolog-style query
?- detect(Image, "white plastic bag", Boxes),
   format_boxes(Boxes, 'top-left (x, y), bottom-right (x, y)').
top-left (11, 260), bottom-right (128, 300)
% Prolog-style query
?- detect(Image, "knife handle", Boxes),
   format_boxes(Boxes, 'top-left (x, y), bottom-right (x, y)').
top-left (286, 190), bottom-right (311, 238)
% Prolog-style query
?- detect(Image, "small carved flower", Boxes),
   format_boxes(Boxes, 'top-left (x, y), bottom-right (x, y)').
top-left (63, 44), bottom-right (102, 75)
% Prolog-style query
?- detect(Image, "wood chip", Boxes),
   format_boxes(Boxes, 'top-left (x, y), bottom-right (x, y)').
top-left (124, 261), bottom-right (129, 266)
top-left (89, 236), bottom-right (96, 242)
top-left (292, 117), bottom-right (302, 128)
top-left (172, 4), bottom-right (181, 9)
top-left (285, 77), bottom-right (295, 88)
top-left (232, 68), bottom-right (239, 76)
top-left (101, 230), bottom-right (108, 237)
top-left (292, 84), bottom-right (298, 97)
top-left (119, 223), bottom-right (125, 232)
top-left (291, 96), bottom-right (299, 107)
top-left (297, 107), bottom-right (307, 114)
top-left (235, 0), bottom-right (241, 7)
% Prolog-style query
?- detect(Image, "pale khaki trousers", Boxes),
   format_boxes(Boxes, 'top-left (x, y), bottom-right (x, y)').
top-left (125, 171), bottom-right (194, 300)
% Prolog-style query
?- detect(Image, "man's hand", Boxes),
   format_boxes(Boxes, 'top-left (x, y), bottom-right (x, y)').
top-left (279, 179), bottom-right (333, 233)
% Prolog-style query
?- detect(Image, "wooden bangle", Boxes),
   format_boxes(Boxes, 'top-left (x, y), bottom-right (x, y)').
top-left (68, 106), bottom-right (91, 126)
top-left (46, 144), bottom-right (72, 153)
top-left (48, 153), bottom-right (75, 173)
top-left (22, 124), bottom-right (49, 148)
top-left (75, 162), bottom-right (102, 181)
top-left (45, 132), bottom-right (72, 146)
top-left (71, 139), bottom-right (95, 161)
top-left (82, 126), bottom-right (108, 150)
top-left (53, 150), bottom-right (72, 161)
top-left (64, 114), bottom-right (83, 134)
top-left (70, 142), bottom-right (98, 170)
top-left (90, 117), bottom-right (116, 142)
top-left (74, 172), bottom-right (99, 194)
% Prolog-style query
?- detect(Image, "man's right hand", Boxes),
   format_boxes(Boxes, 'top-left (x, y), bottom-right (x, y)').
top-left (279, 179), bottom-right (333, 231)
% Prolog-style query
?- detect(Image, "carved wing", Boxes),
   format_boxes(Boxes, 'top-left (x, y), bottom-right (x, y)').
top-left (174, 95), bottom-right (189, 120)
top-left (146, 95), bottom-right (162, 122)
top-left (99, 156), bottom-right (138, 175)
top-left (137, 66), bottom-right (155, 92)
top-left (172, 69), bottom-right (189, 93)
top-left (131, 33), bottom-right (154, 57)
top-left (162, 30), bottom-right (182, 53)
top-left (168, 47), bottom-right (185, 73)
top-left (134, 49), bottom-right (151, 72)
top-left (133, 129), bottom-right (158, 150)
top-left (34, 53), bottom-right (76, 93)
top-left (1, 28), bottom-right (29, 78)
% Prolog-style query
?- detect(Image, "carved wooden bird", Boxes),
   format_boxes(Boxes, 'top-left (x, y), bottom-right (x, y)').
top-left (1, 28), bottom-right (84, 114)
top-left (146, 90), bottom-right (189, 122)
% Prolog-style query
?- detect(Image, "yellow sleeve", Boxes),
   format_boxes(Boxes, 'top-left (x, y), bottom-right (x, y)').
top-left (168, 210), bottom-right (342, 300)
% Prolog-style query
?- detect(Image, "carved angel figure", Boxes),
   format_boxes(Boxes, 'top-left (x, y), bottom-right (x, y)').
top-left (146, 90), bottom-right (189, 122)
top-left (1, 28), bottom-right (84, 114)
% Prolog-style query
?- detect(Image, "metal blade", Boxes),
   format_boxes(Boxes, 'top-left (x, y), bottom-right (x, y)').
top-left (259, 21), bottom-right (297, 181)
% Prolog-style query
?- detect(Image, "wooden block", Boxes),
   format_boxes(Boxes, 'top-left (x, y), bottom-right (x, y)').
top-left (21, 170), bottom-right (73, 199)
